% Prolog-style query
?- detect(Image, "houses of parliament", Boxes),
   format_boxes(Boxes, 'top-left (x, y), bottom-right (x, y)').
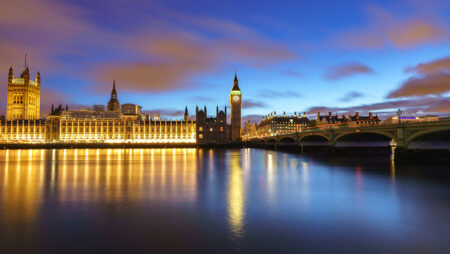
top-left (0, 58), bottom-right (242, 144)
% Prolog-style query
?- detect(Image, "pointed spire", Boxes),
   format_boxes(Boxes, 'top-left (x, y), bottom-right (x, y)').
top-left (110, 80), bottom-right (118, 99)
top-left (24, 53), bottom-right (27, 69)
top-left (184, 106), bottom-right (189, 121)
top-left (8, 66), bottom-right (13, 82)
top-left (232, 72), bottom-right (240, 91)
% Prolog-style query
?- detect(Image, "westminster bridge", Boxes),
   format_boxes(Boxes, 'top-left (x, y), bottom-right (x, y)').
top-left (248, 120), bottom-right (450, 149)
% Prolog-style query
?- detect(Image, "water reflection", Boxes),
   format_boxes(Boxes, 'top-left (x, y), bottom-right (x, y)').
top-left (228, 150), bottom-right (246, 239)
top-left (0, 148), bottom-right (199, 209)
top-left (1, 150), bottom-right (44, 228)
top-left (0, 148), bottom-right (449, 253)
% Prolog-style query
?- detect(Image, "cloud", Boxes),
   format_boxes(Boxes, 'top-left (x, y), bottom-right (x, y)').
top-left (334, 5), bottom-right (449, 49)
top-left (258, 89), bottom-right (303, 99)
top-left (388, 73), bottom-right (450, 98)
top-left (405, 56), bottom-right (450, 74)
top-left (307, 96), bottom-right (449, 117)
top-left (324, 62), bottom-right (374, 80)
top-left (338, 91), bottom-right (365, 102)
top-left (242, 99), bottom-right (268, 109)
top-left (0, 0), bottom-right (299, 96)
top-left (388, 56), bottom-right (450, 98)
top-left (95, 36), bottom-right (220, 92)
top-left (427, 97), bottom-right (450, 112)
top-left (93, 28), bottom-right (298, 92)
top-left (388, 20), bottom-right (447, 49)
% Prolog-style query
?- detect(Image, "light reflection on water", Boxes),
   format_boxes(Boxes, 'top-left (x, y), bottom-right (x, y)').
top-left (0, 148), bottom-right (449, 253)
top-left (228, 150), bottom-right (245, 240)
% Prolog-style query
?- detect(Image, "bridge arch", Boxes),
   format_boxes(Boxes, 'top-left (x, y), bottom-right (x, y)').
top-left (406, 126), bottom-right (450, 148)
top-left (334, 131), bottom-right (395, 143)
top-left (279, 137), bottom-right (296, 143)
top-left (266, 138), bottom-right (277, 144)
top-left (298, 134), bottom-right (330, 142)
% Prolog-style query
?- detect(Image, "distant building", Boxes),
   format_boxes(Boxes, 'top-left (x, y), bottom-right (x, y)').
top-left (93, 105), bottom-right (105, 111)
top-left (196, 106), bottom-right (229, 144)
top-left (316, 112), bottom-right (381, 127)
top-left (122, 103), bottom-right (142, 115)
top-left (256, 112), bottom-right (311, 136)
top-left (6, 56), bottom-right (40, 120)
top-left (243, 120), bottom-right (258, 139)
top-left (384, 115), bottom-right (439, 124)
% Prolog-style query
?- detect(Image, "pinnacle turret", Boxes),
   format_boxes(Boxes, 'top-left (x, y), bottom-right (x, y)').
top-left (232, 72), bottom-right (240, 91)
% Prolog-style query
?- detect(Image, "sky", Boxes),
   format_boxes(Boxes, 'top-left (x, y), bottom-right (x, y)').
top-left (0, 0), bottom-right (449, 122)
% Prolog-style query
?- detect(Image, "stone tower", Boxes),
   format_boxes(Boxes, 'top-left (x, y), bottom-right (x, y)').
top-left (230, 73), bottom-right (241, 141)
top-left (6, 55), bottom-right (41, 120)
top-left (107, 80), bottom-right (120, 112)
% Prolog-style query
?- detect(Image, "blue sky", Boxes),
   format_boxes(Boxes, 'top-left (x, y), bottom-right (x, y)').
top-left (0, 0), bottom-right (449, 121)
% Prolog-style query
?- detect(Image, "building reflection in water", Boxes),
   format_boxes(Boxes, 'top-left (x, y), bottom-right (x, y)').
top-left (390, 160), bottom-right (396, 182)
top-left (0, 148), bottom-right (199, 225)
top-left (0, 150), bottom-right (44, 230)
top-left (227, 150), bottom-right (246, 240)
top-left (266, 151), bottom-right (277, 206)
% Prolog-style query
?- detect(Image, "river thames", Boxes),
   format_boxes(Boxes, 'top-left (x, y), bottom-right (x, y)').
top-left (0, 148), bottom-right (449, 253)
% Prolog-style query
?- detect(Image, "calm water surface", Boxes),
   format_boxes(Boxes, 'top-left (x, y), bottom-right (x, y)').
top-left (0, 148), bottom-right (449, 253)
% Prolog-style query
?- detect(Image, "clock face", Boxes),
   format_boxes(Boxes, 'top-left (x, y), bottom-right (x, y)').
top-left (233, 95), bottom-right (240, 102)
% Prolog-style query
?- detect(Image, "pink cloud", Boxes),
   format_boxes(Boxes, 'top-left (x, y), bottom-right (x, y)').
top-left (387, 72), bottom-right (450, 98)
top-left (334, 4), bottom-right (448, 49)
top-left (94, 28), bottom-right (298, 92)
top-left (324, 62), bottom-right (374, 80)
top-left (307, 96), bottom-right (449, 117)
top-left (388, 56), bottom-right (450, 98)
top-left (405, 56), bottom-right (450, 74)
top-left (388, 20), bottom-right (447, 49)
top-left (242, 99), bottom-right (268, 109)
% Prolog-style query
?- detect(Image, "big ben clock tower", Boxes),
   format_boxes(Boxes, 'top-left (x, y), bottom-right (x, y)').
top-left (230, 73), bottom-right (241, 141)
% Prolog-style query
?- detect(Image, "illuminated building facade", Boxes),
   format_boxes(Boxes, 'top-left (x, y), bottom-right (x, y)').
top-left (243, 120), bottom-right (258, 139)
top-left (315, 112), bottom-right (381, 127)
top-left (6, 58), bottom-right (40, 120)
top-left (0, 69), bottom-right (242, 145)
top-left (256, 112), bottom-right (311, 137)
top-left (384, 115), bottom-right (439, 124)
top-left (45, 109), bottom-right (196, 143)
top-left (1, 80), bottom-right (195, 143)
